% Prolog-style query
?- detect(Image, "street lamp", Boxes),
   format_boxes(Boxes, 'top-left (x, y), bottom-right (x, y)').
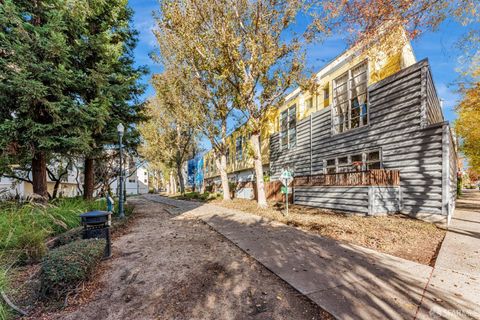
top-left (117, 123), bottom-right (125, 219)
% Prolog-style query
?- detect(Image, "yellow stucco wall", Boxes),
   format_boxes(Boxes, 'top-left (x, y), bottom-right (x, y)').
top-left (204, 27), bottom-right (416, 179)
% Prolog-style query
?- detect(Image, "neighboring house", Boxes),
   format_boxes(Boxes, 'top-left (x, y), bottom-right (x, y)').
top-left (0, 165), bottom-right (81, 198)
top-left (185, 156), bottom-right (204, 191)
top-left (189, 26), bottom-right (457, 225)
top-left (1, 157), bottom-right (151, 198)
top-left (109, 158), bottom-right (149, 195)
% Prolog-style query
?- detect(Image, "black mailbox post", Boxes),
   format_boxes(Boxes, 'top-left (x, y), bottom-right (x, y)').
top-left (79, 210), bottom-right (112, 258)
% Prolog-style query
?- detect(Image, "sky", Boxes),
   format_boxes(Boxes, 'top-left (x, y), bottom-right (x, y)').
top-left (129, 0), bottom-right (471, 148)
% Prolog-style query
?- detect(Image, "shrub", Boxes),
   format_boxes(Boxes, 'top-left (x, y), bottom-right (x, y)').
top-left (51, 227), bottom-right (83, 248)
top-left (0, 197), bottom-right (107, 264)
top-left (40, 238), bottom-right (106, 298)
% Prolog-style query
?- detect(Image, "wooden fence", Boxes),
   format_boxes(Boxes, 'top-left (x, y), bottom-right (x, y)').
top-left (293, 170), bottom-right (400, 187)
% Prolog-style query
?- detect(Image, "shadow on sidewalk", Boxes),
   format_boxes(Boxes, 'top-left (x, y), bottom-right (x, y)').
top-left (142, 194), bottom-right (477, 319)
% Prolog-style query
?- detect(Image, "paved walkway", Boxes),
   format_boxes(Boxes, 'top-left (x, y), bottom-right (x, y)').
top-left (417, 190), bottom-right (480, 319)
top-left (143, 193), bottom-right (480, 319)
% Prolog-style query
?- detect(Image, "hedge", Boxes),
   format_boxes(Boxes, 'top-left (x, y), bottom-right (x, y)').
top-left (40, 238), bottom-right (106, 298)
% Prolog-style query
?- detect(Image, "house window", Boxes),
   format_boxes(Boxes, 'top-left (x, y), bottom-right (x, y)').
top-left (351, 154), bottom-right (363, 171)
top-left (323, 85), bottom-right (330, 107)
top-left (324, 150), bottom-right (381, 173)
top-left (236, 137), bottom-right (243, 161)
top-left (366, 150), bottom-right (381, 169)
top-left (337, 156), bottom-right (349, 173)
top-left (326, 159), bottom-right (336, 174)
top-left (280, 104), bottom-right (297, 149)
top-left (306, 97), bottom-right (313, 109)
top-left (332, 61), bottom-right (368, 133)
top-left (128, 178), bottom-right (136, 183)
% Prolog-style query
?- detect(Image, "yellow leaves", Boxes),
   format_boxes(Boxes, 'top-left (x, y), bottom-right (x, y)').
top-left (456, 81), bottom-right (480, 171)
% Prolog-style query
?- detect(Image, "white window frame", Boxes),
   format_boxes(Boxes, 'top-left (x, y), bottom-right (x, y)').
top-left (323, 149), bottom-right (382, 174)
top-left (332, 60), bottom-right (369, 134)
top-left (280, 104), bottom-right (297, 150)
top-left (235, 136), bottom-right (243, 161)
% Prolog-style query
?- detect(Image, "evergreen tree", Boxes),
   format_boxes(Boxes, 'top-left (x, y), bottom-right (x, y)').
top-left (0, 0), bottom-right (91, 197)
top-left (65, 0), bottom-right (146, 199)
top-left (0, 0), bottom-right (146, 199)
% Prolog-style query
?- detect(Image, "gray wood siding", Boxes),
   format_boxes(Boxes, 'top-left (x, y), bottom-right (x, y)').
top-left (270, 59), bottom-right (454, 218)
top-left (294, 186), bottom-right (370, 213)
top-left (370, 186), bottom-right (401, 214)
top-left (425, 68), bottom-right (444, 125)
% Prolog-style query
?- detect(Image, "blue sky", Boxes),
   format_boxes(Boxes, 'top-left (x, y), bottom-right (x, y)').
top-left (130, 0), bottom-right (470, 140)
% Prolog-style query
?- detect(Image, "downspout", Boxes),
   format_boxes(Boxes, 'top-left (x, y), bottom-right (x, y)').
top-left (310, 114), bottom-right (313, 176)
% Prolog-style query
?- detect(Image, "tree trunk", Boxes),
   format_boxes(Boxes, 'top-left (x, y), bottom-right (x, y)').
top-left (177, 163), bottom-right (185, 194)
top-left (173, 174), bottom-right (177, 194)
top-left (32, 151), bottom-right (48, 198)
top-left (169, 171), bottom-right (176, 194)
top-left (251, 133), bottom-right (267, 207)
top-left (52, 179), bottom-right (61, 199)
top-left (83, 157), bottom-right (95, 200)
top-left (215, 153), bottom-right (230, 201)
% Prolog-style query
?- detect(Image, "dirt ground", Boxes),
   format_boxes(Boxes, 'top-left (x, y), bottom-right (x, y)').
top-left (40, 197), bottom-right (330, 320)
top-left (211, 198), bottom-right (446, 266)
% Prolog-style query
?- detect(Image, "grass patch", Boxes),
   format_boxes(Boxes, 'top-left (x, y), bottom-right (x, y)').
top-left (0, 265), bottom-right (10, 320)
top-left (0, 197), bottom-right (107, 264)
top-left (40, 238), bottom-right (106, 299)
top-left (211, 198), bottom-right (446, 265)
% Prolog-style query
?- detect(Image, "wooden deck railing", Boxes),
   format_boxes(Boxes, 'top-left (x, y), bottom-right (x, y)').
top-left (293, 169), bottom-right (400, 187)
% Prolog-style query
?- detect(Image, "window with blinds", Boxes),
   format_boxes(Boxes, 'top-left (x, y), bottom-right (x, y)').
top-left (332, 61), bottom-right (368, 133)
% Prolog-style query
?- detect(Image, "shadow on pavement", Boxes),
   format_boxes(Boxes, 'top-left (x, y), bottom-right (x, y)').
top-left (142, 194), bottom-right (479, 320)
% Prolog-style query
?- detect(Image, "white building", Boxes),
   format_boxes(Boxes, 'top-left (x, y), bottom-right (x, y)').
top-left (1, 157), bottom-right (150, 198)
top-left (0, 165), bottom-right (81, 199)
top-left (109, 159), bottom-right (149, 195)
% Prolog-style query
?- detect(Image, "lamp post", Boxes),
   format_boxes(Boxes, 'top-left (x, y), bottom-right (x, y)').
top-left (117, 123), bottom-right (125, 219)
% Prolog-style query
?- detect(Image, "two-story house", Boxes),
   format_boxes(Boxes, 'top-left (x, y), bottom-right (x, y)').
top-left (197, 26), bottom-right (457, 224)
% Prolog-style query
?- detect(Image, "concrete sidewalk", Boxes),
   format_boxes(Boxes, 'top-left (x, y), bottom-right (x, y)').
top-left (144, 194), bottom-right (480, 319)
top-left (417, 190), bottom-right (480, 319)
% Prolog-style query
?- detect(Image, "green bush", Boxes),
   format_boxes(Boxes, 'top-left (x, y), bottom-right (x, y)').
top-left (40, 238), bottom-right (106, 299)
top-left (51, 227), bottom-right (83, 248)
top-left (0, 197), bottom-right (106, 264)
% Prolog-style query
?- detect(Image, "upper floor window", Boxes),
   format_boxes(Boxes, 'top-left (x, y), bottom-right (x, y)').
top-left (306, 97), bottom-right (313, 110)
top-left (280, 105), bottom-right (296, 149)
top-left (332, 61), bottom-right (368, 134)
top-left (235, 137), bottom-right (243, 161)
top-left (323, 85), bottom-right (329, 106)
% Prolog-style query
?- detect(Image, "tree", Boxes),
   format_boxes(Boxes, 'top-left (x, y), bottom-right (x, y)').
top-left (309, 0), bottom-right (479, 45)
top-left (154, 16), bottom-right (239, 201)
top-left (456, 82), bottom-right (480, 172)
top-left (157, 0), bottom-right (306, 207)
top-left (139, 72), bottom-right (200, 194)
top-left (64, 0), bottom-right (147, 199)
top-left (0, 0), bottom-right (92, 198)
